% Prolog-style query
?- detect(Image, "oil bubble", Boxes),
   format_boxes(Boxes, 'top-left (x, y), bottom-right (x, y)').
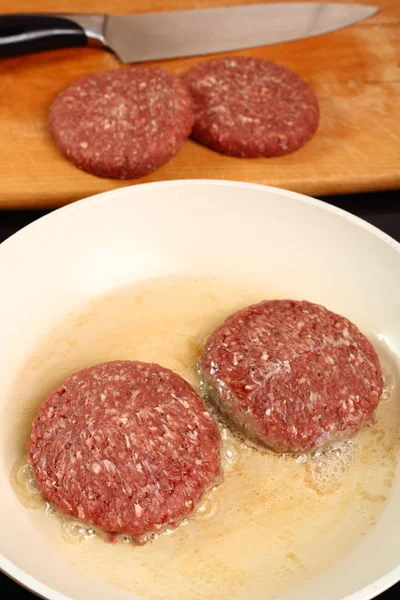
top-left (305, 439), bottom-right (357, 495)
top-left (195, 496), bottom-right (221, 522)
top-left (10, 456), bottom-right (43, 509)
top-left (62, 520), bottom-right (96, 544)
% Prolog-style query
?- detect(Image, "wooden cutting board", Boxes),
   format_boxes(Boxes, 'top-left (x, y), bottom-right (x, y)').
top-left (0, 0), bottom-right (399, 209)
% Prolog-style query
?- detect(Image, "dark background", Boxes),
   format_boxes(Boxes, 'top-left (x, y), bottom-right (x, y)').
top-left (1, 189), bottom-right (399, 599)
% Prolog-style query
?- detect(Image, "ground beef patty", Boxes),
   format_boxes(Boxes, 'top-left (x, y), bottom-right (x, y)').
top-left (200, 300), bottom-right (383, 454)
top-left (29, 361), bottom-right (222, 540)
top-left (49, 67), bottom-right (194, 179)
top-left (183, 57), bottom-right (319, 157)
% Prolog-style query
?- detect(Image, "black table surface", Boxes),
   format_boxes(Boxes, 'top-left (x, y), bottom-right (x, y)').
top-left (1, 189), bottom-right (399, 600)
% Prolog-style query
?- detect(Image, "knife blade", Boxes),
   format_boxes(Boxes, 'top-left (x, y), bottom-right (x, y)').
top-left (0, 3), bottom-right (378, 63)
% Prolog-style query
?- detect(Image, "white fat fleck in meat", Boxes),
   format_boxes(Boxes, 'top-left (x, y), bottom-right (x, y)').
top-left (142, 459), bottom-right (151, 473)
top-left (102, 459), bottom-right (116, 474)
top-left (92, 463), bottom-right (102, 474)
top-left (209, 362), bottom-right (217, 376)
top-left (123, 483), bottom-right (133, 496)
top-left (162, 425), bottom-right (174, 439)
top-left (134, 504), bottom-right (143, 517)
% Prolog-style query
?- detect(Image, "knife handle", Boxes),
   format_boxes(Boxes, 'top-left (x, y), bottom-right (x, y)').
top-left (0, 13), bottom-right (106, 59)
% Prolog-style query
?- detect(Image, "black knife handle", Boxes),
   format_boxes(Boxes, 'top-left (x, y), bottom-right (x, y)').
top-left (0, 14), bottom-right (99, 58)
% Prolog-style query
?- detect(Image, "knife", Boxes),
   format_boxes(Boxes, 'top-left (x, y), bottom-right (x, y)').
top-left (0, 3), bottom-right (378, 63)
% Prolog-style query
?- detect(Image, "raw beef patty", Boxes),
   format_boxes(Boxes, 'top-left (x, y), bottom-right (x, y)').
top-left (200, 300), bottom-right (382, 454)
top-left (49, 67), bottom-right (194, 179)
top-left (29, 360), bottom-right (222, 541)
top-left (184, 56), bottom-right (319, 157)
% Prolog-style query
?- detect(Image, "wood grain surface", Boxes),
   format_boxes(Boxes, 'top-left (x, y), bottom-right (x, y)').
top-left (0, 0), bottom-right (399, 209)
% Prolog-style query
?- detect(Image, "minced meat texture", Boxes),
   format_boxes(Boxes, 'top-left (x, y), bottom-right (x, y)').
top-left (184, 57), bottom-right (319, 157)
top-left (200, 300), bottom-right (382, 454)
top-left (49, 67), bottom-right (194, 179)
top-left (29, 361), bottom-right (222, 541)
